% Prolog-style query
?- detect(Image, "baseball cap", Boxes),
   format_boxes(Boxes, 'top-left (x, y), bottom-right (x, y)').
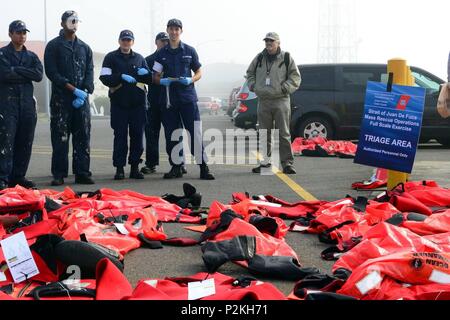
top-left (167, 18), bottom-right (183, 29)
top-left (155, 32), bottom-right (169, 41)
top-left (263, 32), bottom-right (280, 42)
top-left (61, 10), bottom-right (80, 23)
top-left (119, 30), bottom-right (134, 41)
top-left (9, 20), bottom-right (30, 33)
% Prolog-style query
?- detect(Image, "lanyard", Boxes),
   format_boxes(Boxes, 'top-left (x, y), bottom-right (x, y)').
top-left (265, 57), bottom-right (275, 76)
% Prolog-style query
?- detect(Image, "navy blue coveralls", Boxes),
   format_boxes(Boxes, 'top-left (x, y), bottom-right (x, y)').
top-left (153, 42), bottom-right (207, 166)
top-left (0, 43), bottom-right (43, 185)
top-left (144, 51), bottom-right (184, 168)
top-left (44, 31), bottom-right (94, 179)
top-left (99, 49), bottom-right (150, 168)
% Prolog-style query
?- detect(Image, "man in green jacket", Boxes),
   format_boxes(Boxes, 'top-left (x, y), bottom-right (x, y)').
top-left (246, 32), bottom-right (301, 174)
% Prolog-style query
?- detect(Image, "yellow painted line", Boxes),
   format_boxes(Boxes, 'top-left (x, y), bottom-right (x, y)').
top-left (253, 151), bottom-right (318, 201)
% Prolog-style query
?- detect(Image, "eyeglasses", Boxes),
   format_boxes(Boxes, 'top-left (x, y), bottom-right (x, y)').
top-left (120, 38), bottom-right (133, 42)
top-left (265, 39), bottom-right (275, 43)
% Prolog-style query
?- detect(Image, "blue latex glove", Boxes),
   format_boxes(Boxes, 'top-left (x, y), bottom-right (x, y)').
top-left (72, 97), bottom-right (85, 109)
top-left (179, 77), bottom-right (193, 86)
top-left (159, 78), bottom-right (172, 87)
top-left (137, 68), bottom-right (150, 76)
top-left (121, 74), bottom-right (137, 84)
top-left (73, 88), bottom-right (88, 100)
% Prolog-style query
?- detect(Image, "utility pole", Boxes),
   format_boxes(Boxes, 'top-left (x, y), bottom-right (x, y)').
top-left (149, 0), bottom-right (165, 52)
top-left (43, 0), bottom-right (50, 119)
top-left (317, 0), bottom-right (359, 63)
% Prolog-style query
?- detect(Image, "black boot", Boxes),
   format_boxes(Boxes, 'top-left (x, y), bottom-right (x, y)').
top-left (75, 175), bottom-right (95, 185)
top-left (9, 177), bottom-right (36, 189)
top-left (200, 164), bottom-right (215, 180)
top-left (130, 164), bottom-right (144, 179)
top-left (163, 165), bottom-right (183, 179)
top-left (114, 167), bottom-right (125, 180)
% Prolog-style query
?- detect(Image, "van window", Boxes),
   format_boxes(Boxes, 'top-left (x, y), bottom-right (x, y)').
top-left (342, 68), bottom-right (381, 92)
top-left (299, 67), bottom-right (335, 91)
top-left (412, 71), bottom-right (440, 92)
top-left (381, 71), bottom-right (440, 92)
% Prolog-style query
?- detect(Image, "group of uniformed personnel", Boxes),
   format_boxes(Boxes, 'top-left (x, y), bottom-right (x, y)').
top-left (0, 11), bottom-right (215, 191)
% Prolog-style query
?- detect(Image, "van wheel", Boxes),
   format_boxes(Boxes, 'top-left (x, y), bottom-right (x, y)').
top-left (436, 138), bottom-right (450, 147)
top-left (297, 117), bottom-right (334, 140)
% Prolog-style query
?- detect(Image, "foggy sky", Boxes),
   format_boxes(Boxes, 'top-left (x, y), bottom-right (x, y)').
top-left (1, 0), bottom-right (448, 79)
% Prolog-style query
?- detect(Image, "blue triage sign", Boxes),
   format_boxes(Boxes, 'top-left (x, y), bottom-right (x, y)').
top-left (354, 81), bottom-right (426, 173)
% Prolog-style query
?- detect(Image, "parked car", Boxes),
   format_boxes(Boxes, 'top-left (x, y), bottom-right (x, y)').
top-left (197, 96), bottom-right (215, 114)
top-left (233, 81), bottom-right (258, 129)
top-left (210, 98), bottom-right (220, 115)
top-left (232, 63), bottom-right (449, 146)
top-left (227, 86), bottom-right (241, 117)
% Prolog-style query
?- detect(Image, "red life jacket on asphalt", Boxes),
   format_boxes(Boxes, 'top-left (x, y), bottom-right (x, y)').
top-left (388, 181), bottom-right (450, 215)
top-left (402, 209), bottom-right (450, 236)
top-left (231, 192), bottom-right (326, 220)
top-left (360, 276), bottom-right (450, 300)
top-left (0, 186), bottom-right (45, 214)
top-left (127, 272), bottom-right (286, 300)
top-left (331, 223), bottom-right (446, 274)
top-left (337, 250), bottom-right (450, 299)
top-left (207, 217), bottom-right (298, 267)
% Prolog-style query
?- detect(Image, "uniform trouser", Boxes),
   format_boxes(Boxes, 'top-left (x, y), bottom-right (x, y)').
top-left (144, 103), bottom-right (185, 167)
top-left (144, 104), bottom-right (161, 167)
top-left (0, 97), bottom-right (37, 183)
top-left (161, 101), bottom-right (208, 166)
top-left (111, 104), bottom-right (146, 168)
top-left (50, 96), bottom-right (91, 178)
top-left (257, 97), bottom-right (294, 168)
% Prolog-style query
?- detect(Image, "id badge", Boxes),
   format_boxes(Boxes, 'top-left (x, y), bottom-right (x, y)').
top-left (265, 77), bottom-right (271, 86)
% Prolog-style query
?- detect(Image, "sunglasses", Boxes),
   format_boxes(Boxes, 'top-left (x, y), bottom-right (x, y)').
top-left (265, 39), bottom-right (275, 43)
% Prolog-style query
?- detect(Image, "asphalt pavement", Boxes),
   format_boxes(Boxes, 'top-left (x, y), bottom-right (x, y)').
top-left (28, 112), bottom-right (450, 295)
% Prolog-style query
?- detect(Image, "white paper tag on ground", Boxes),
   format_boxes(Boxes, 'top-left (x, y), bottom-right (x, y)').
top-left (188, 278), bottom-right (216, 300)
top-left (0, 232), bottom-right (39, 283)
top-left (0, 272), bottom-right (6, 282)
top-left (291, 224), bottom-right (309, 232)
top-left (114, 223), bottom-right (129, 235)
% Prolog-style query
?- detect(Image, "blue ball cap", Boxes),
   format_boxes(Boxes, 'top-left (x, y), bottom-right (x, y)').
top-left (9, 20), bottom-right (30, 33)
top-left (167, 18), bottom-right (182, 29)
top-left (155, 32), bottom-right (169, 41)
top-left (61, 10), bottom-right (80, 22)
top-left (119, 30), bottom-right (134, 40)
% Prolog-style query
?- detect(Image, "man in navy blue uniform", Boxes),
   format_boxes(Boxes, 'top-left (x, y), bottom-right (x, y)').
top-left (99, 30), bottom-right (152, 180)
top-left (141, 31), bottom-right (187, 175)
top-left (0, 20), bottom-right (43, 190)
top-left (152, 19), bottom-right (215, 180)
top-left (44, 10), bottom-right (95, 186)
